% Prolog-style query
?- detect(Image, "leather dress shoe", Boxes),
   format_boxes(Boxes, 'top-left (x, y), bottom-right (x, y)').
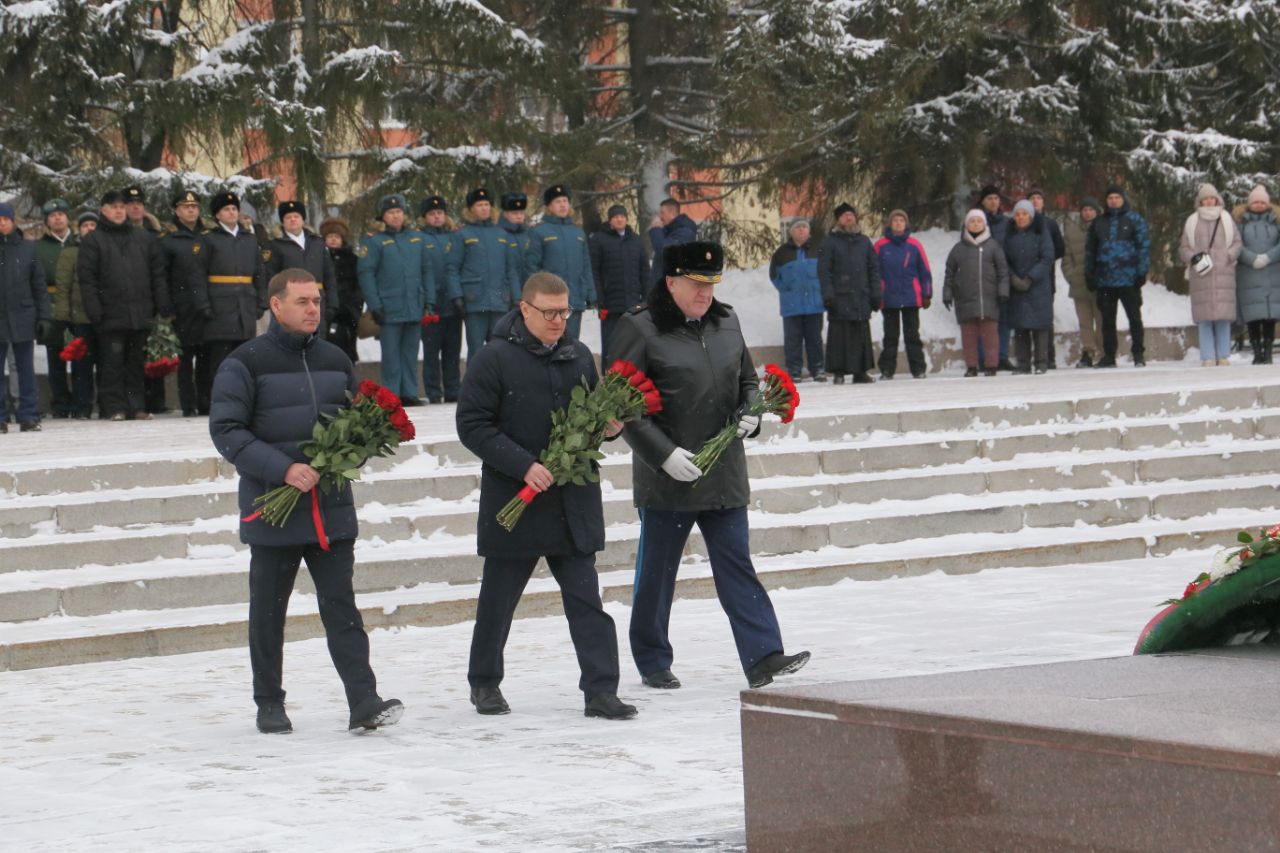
top-left (256, 702), bottom-right (293, 734)
top-left (584, 693), bottom-right (638, 720)
top-left (746, 650), bottom-right (812, 689)
top-left (349, 695), bottom-right (404, 730)
top-left (641, 669), bottom-right (681, 689)
top-left (470, 686), bottom-right (510, 715)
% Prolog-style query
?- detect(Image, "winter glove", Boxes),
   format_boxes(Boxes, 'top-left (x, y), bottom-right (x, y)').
top-left (1134, 273), bottom-right (1147, 286)
top-left (34, 319), bottom-right (51, 342)
top-left (1254, 255), bottom-right (1271, 270)
top-left (370, 309), bottom-right (385, 326)
top-left (736, 413), bottom-right (761, 439)
top-left (942, 298), bottom-right (953, 311)
top-left (452, 297), bottom-right (467, 318)
top-left (823, 300), bottom-right (835, 311)
top-left (660, 447), bottom-right (703, 482)
top-left (921, 298), bottom-right (932, 309)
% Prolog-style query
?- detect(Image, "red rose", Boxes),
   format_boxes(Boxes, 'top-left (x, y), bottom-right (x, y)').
top-left (643, 390), bottom-right (662, 413)
top-left (389, 408), bottom-right (410, 429)
top-left (610, 360), bottom-right (638, 378)
top-left (358, 380), bottom-right (380, 399)
top-left (397, 421), bottom-right (416, 442)
top-left (599, 308), bottom-right (609, 320)
top-left (375, 387), bottom-right (401, 411)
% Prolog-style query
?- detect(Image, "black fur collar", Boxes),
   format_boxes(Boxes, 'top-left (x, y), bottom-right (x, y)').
top-left (646, 279), bottom-right (731, 334)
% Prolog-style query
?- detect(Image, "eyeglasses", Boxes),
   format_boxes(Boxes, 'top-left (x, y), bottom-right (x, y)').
top-left (523, 302), bottom-right (573, 322)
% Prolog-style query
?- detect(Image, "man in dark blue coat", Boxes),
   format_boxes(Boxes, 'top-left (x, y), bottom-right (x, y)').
top-left (589, 204), bottom-right (649, 362)
top-left (647, 198), bottom-right (697, 285)
top-left (0, 202), bottom-right (50, 432)
top-left (526, 185), bottom-right (597, 340)
top-left (419, 195), bottom-right (464, 403)
top-left (1086, 185), bottom-right (1151, 367)
top-left (158, 190), bottom-right (212, 416)
top-left (209, 267), bottom-right (403, 734)
top-left (499, 191), bottom-right (531, 284)
top-left (455, 272), bottom-right (636, 720)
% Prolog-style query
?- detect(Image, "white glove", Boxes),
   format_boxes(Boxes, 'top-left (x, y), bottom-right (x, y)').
top-left (1254, 255), bottom-right (1271, 270)
top-left (736, 413), bottom-right (761, 438)
top-left (661, 447), bottom-right (703, 482)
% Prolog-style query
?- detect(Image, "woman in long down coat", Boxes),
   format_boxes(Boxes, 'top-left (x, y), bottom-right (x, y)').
top-left (817, 203), bottom-right (880, 384)
top-left (1004, 200), bottom-right (1055, 373)
top-left (943, 210), bottom-right (1010, 376)
top-left (1234, 185), bottom-right (1280, 364)
top-left (1179, 183), bottom-right (1242, 366)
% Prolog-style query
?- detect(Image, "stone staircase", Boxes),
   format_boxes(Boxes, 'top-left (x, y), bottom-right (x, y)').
top-left (2, 365), bottom-right (1278, 671)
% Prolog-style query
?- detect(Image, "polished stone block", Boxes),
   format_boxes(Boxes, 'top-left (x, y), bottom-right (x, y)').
top-left (741, 647), bottom-right (1280, 852)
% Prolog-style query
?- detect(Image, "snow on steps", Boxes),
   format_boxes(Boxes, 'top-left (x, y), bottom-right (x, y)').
top-left (2, 364), bottom-right (1279, 670)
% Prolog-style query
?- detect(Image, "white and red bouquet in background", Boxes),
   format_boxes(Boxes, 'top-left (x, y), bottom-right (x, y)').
top-left (143, 317), bottom-right (181, 378)
top-left (691, 364), bottom-right (799, 479)
top-left (243, 380), bottom-right (414, 548)
top-left (497, 359), bottom-right (662, 532)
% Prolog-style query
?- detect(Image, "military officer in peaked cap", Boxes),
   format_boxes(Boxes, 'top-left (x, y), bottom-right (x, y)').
top-left (499, 192), bottom-right (532, 285)
top-left (198, 191), bottom-right (268, 381)
top-left (526, 185), bottom-right (597, 340)
top-left (266, 200), bottom-right (337, 340)
top-left (158, 189), bottom-right (214, 416)
top-left (612, 240), bottom-right (811, 691)
top-left (419, 194), bottom-right (464, 403)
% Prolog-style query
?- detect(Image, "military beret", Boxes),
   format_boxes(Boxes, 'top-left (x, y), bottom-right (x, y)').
top-left (100, 190), bottom-right (127, 206)
top-left (543, 185), bottom-right (569, 206)
top-left (466, 187), bottom-right (492, 208)
top-left (500, 192), bottom-right (527, 212)
top-left (123, 185), bottom-right (146, 204)
top-left (77, 211), bottom-right (99, 226)
top-left (378, 194), bottom-right (406, 217)
top-left (210, 191), bottom-right (240, 215)
top-left (172, 190), bottom-right (200, 208)
top-left (278, 200), bottom-right (306, 221)
top-left (419, 195), bottom-right (447, 216)
top-left (833, 202), bottom-right (856, 219)
top-left (41, 199), bottom-right (70, 217)
top-left (663, 240), bottom-right (723, 284)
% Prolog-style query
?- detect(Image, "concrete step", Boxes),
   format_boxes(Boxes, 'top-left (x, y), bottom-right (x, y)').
top-left (4, 472), bottom-right (1278, 622)
top-left (0, 512), bottom-right (1261, 672)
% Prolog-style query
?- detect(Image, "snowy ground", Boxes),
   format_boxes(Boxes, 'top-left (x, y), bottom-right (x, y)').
top-left (0, 551), bottom-right (1208, 852)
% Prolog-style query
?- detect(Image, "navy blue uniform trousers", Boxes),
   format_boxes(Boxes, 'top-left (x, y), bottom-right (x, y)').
top-left (468, 552), bottom-right (620, 697)
top-left (248, 539), bottom-right (378, 710)
top-left (630, 507), bottom-right (784, 676)
top-left (421, 313), bottom-right (463, 402)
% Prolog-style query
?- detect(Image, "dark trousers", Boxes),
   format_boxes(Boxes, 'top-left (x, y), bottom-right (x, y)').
top-left (879, 307), bottom-right (924, 377)
top-left (468, 552), bottom-right (620, 697)
top-left (600, 313), bottom-right (623, 364)
top-left (1014, 328), bottom-right (1050, 371)
top-left (463, 311), bottom-right (504, 359)
top-left (329, 318), bottom-right (360, 363)
top-left (248, 539), bottom-right (378, 710)
top-left (44, 330), bottom-right (72, 416)
top-left (0, 340), bottom-right (37, 423)
top-left (68, 324), bottom-right (96, 416)
top-left (207, 339), bottom-right (248, 387)
top-left (565, 309), bottom-right (584, 342)
top-left (177, 344), bottom-right (211, 414)
top-left (97, 329), bottom-right (148, 417)
top-left (1097, 287), bottom-right (1144, 360)
top-left (630, 507), bottom-right (784, 675)
top-left (421, 313), bottom-right (463, 402)
top-left (144, 376), bottom-right (168, 413)
top-left (783, 313), bottom-right (824, 379)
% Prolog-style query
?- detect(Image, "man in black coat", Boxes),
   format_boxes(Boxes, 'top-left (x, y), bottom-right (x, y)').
top-left (159, 190), bottom-right (212, 416)
top-left (319, 218), bottom-right (362, 362)
top-left (455, 272), bottom-right (636, 720)
top-left (818, 204), bottom-right (880, 384)
top-left (266, 201), bottom-right (337, 339)
top-left (197, 191), bottom-right (268, 382)
top-left (0, 202), bottom-right (50, 432)
top-left (612, 241), bottom-right (810, 690)
top-left (588, 204), bottom-right (649, 362)
top-left (78, 190), bottom-right (171, 421)
top-left (209, 267), bottom-right (403, 735)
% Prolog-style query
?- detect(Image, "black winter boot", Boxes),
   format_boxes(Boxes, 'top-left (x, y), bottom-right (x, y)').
top-left (256, 702), bottom-right (293, 734)
top-left (746, 650), bottom-right (812, 688)
top-left (349, 695), bottom-right (404, 730)
top-left (584, 693), bottom-right (638, 720)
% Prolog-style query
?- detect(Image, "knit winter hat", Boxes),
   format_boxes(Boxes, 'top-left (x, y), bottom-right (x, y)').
top-left (1012, 199), bottom-right (1036, 218)
top-left (965, 209), bottom-right (987, 226)
top-left (606, 204), bottom-right (627, 220)
top-left (77, 211), bottom-right (99, 226)
top-left (1195, 183), bottom-right (1223, 206)
top-left (978, 184), bottom-right (1001, 201)
top-left (1104, 185), bottom-right (1126, 201)
top-left (1079, 196), bottom-right (1102, 213)
top-left (833, 202), bottom-right (856, 219)
top-left (0, 202), bottom-right (14, 220)
top-left (1027, 187), bottom-right (1046, 200)
top-left (888, 209), bottom-right (909, 226)
top-left (1248, 184), bottom-right (1272, 206)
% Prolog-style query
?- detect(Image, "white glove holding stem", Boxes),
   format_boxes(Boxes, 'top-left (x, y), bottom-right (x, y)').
top-left (661, 447), bottom-right (703, 482)
top-left (1254, 254), bottom-right (1271, 270)
top-left (736, 413), bottom-right (761, 438)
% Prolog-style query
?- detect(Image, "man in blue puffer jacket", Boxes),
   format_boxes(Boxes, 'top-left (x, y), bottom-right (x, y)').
top-left (357, 194), bottom-right (430, 403)
top-left (526, 185), bottom-right (597, 340)
top-left (210, 267), bottom-right (403, 735)
top-left (873, 209), bottom-right (933, 379)
top-left (448, 187), bottom-right (522, 358)
top-left (1085, 184), bottom-right (1151, 367)
top-left (768, 219), bottom-right (826, 381)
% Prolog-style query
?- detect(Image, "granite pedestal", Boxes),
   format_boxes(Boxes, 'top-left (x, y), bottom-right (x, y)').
top-left (741, 647), bottom-right (1280, 852)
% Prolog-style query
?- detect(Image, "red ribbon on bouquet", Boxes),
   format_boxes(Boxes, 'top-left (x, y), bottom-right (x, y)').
top-left (242, 487), bottom-right (330, 551)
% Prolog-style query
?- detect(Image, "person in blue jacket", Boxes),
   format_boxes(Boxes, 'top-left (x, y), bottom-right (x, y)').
top-left (0, 202), bottom-right (50, 432)
top-left (873, 209), bottom-right (933, 379)
top-left (419, 195), bottom-right (464, 403)
top-left (648, 198), bottom-right (698, 285)
top-left (1085, 185), bottom-right (1151, 367)
top-left (499, 192), bottom-right (531, 285)
top-left (1005, 200), bottom-right (1056, 373)
top-left (357, 194), bottom-right (429, 404)
top-left (768, 219), bottom-right (826, 382)
top-left (526, 185), bottom-right (597, 340)
top-left (447, 187), bottom-right (522, 358)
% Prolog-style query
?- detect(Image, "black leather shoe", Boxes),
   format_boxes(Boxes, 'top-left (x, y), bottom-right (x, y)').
top-left (349, 695), bottom-right (404, 730)
top-left (256, 702), bottom-right (293, 734)
top-left (746, 650), bottom-right (812, 689)
top-left (852, 372), bottom-right (875, 384)
top-left (400, 396), bottom-right (424, 407)
top-left (584, 693), bottom-right (638, 720)
top-left (832, 374), bottom-right (845, 385)
top-left (19, 421), bottom-right (41, 432)
top-left (964, 367), bottom-right (978, 378)
top-left (0, 422), bottom-right (7, 434)
top-left (1094, 356), bottom-right (1117, 368)
top-left (470, 686), bottom-right (510, 715)
top-left (641, 669), bottom-right (681, 689)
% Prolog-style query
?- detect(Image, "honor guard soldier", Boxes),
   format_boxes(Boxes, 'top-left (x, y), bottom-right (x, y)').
top-left (266, 200), bottom-right (337, 339)
top-left (357, 193), bottom-right (429, 405)
top-left (419, 195), bottom-right (464, 403)
top-left (612, 241), bottom-right (811, 690)
top-left (446, 187), bottom-right (521, 358)
top-left (159, 190), bottom-right (213, 416)
top-left (526, 185), bottom-right (597, 340)
top-left (499, 192), bottom-right (531, 284)
top-left (197, 191), bottom-right (268, 380)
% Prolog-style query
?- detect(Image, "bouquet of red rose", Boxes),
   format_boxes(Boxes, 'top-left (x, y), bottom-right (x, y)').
top-left (421, 313), bottom-right (441, 327)
top-left (59, 332), bottom-right (89, 362)
top-left (690, 364), bottom-right (798, 481)
top-left (497, 359), bottom-right (662, 531)
top-left (243, 380), bottom-right (415, 547)
top-left (143, 317), bottom-right (181, 378)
